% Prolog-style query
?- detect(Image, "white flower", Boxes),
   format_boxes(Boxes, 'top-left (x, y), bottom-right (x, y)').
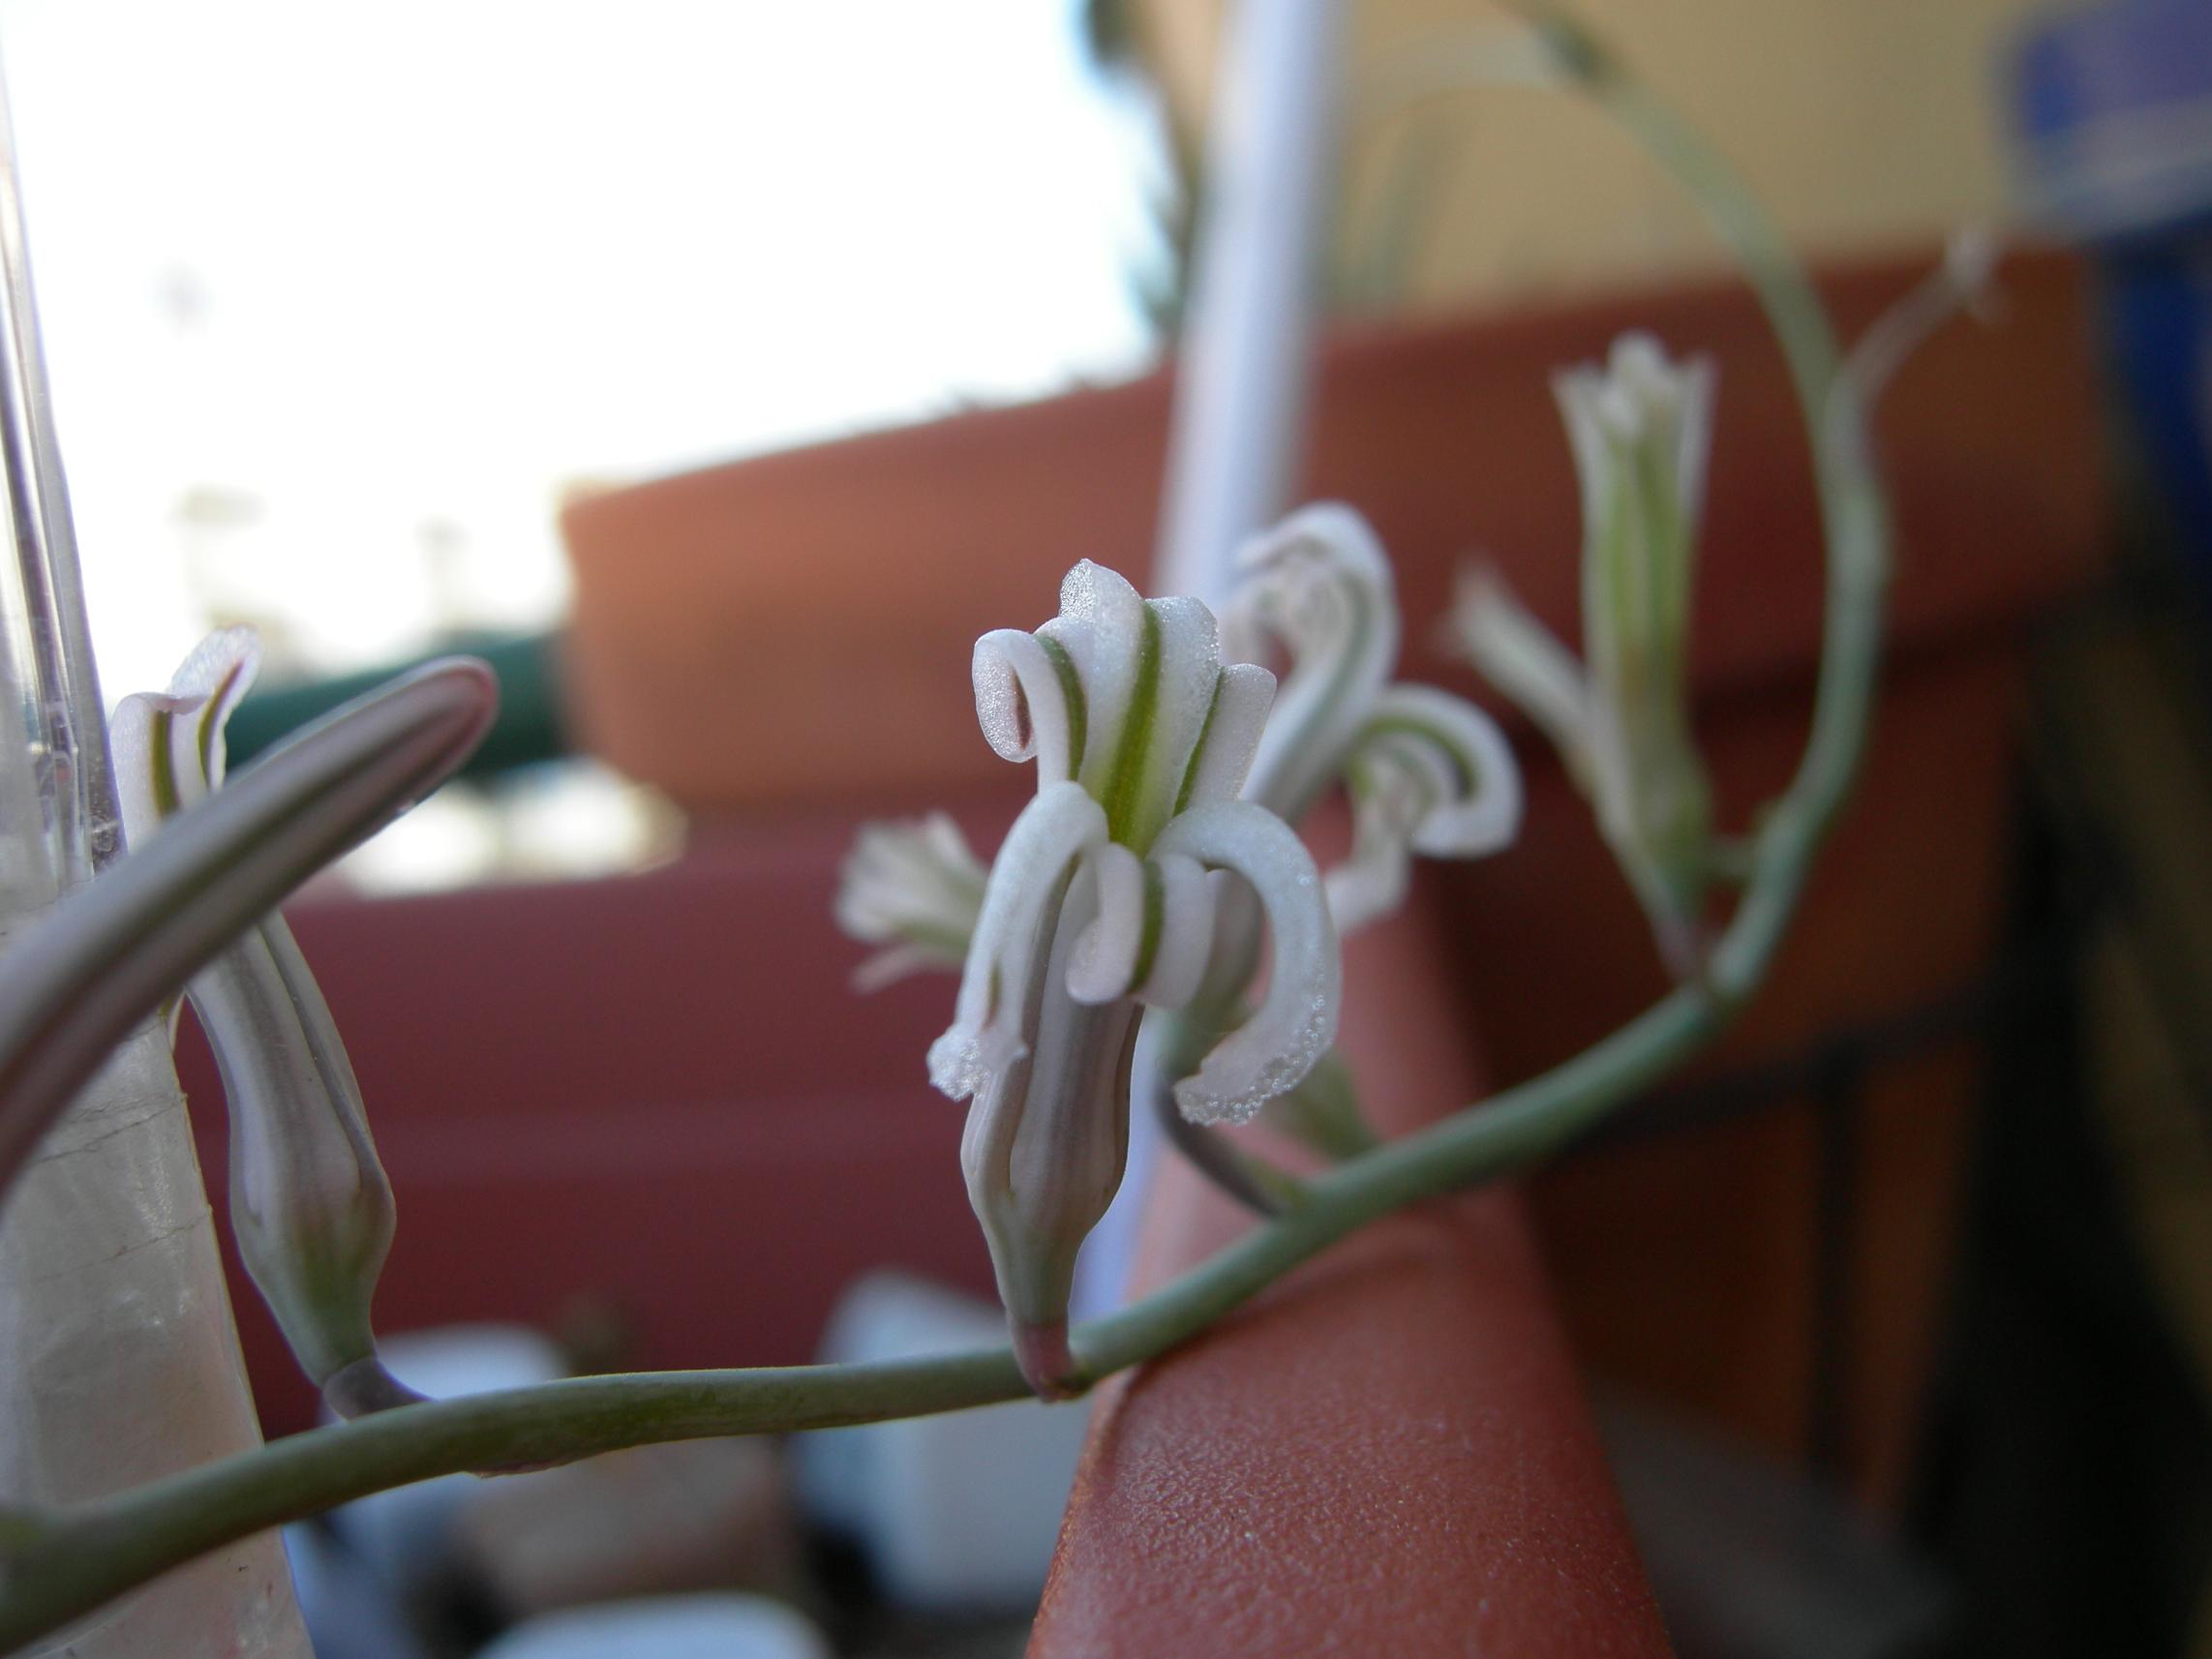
top-left (835, 513), bottom-right (1527, 1392)
top-left (112, 628), bottom-right (420, 1417)
top-left (833, 813), bottom-right (987, 990)
top-left (922, 559), bottom-right (1336, 1395)
top-left (1454, 332), bottom-right (1715, 975)
top-left (1227, 503), bottom-right (1523, 933)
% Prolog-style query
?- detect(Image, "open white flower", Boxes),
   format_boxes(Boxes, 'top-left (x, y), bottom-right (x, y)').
top-left (112, 628), bottom-right (421, 1418)
top-left (1227, 502), bottom-right (1523, 933)
top-left (925, 559), bottom-right (1336, 1395)
top-left (1454, 332), bottom-right (1716, 975)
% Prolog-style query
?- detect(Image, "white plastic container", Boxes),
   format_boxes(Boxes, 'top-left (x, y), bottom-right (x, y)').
top-left (793, 1272), bottom-right (1090, 1611)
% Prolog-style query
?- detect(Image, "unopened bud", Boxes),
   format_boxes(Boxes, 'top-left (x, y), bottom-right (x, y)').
top-left (1457, 334), bottom-right (1716, 976)
top-left (111, 630), bottom-right (453, 1415)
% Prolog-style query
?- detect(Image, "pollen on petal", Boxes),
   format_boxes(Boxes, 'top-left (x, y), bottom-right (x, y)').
top-left (927, 1021), bottom-right (1026, 1102)
top-left (1151, 800), bottom-right (1340, 1126)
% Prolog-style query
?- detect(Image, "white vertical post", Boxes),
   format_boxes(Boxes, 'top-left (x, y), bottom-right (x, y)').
top-left (1149, 0), bottom-right (1347, 609)
top-left (1078, 0), bottom-right (1347, 1321)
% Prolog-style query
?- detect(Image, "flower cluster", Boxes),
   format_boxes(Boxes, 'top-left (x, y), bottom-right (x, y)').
top-left (839, 510), bottom-right (1524, 1396)
top-left (923, 560), bottom-right (1331, 1393)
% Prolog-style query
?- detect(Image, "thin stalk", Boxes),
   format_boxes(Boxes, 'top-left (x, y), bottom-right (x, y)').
top-left (0, 990), bottom-right (1712, 1652)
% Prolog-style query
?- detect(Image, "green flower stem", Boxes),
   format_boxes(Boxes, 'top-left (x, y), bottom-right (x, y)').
top-left (0, 990), bottom-right (1716, 1653)
top-left (1584, 67), bottom-right (1886, 994)
top-left (0, 16), bottom-right (1896, 1648)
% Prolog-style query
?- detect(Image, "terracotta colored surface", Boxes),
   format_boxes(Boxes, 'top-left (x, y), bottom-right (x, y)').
top-left (175, 805), bottom-right (1021, 1436)
top-left (1472, 642), bottom-right (2023, 1506)
top-left (1030, 912), bottom-right (1673, 1658)
top-left (561, 250), bottom-right (2099, 811)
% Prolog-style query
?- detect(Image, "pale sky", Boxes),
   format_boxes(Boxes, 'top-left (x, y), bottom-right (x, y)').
top-left (0, 0), bottom-right (1167, 697)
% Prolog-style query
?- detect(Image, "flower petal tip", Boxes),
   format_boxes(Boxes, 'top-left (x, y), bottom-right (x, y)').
top-left (926, 1023), bottom-right (1024, 1101)
top-left (1170, 1008), bottom-right (1335, 1127)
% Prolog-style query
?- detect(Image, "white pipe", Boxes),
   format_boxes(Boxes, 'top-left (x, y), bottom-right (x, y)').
top-left (1077, 0), bottom-right (1347, 1322)
top-left (1150, 0), bottom-right (1346, 609)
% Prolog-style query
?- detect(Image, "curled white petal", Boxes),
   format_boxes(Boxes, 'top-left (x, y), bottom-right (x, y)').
top-left (1450, 565), bottom-right (1593, 788)
top-left (974, 628), bottom-right (1077, 783)
top-left (1329, 741), bottom-right (1428, 935)
top-left (1152, 800), bottom-right (1340, 1126)
top-left (1368, 684), bottom-right (1522, 859)
top-left (927, 782), bottom-right (1107, 1101)
top-left (1176, 661), bottom-right (1276, 811)
top-left (1066, 841), bottom-right (1146, 1005)
top-left (1043, 560), bottom-right (1148, 805)
top-left (169, 625), bottom-right (262, 786)
top-left (111, 627), bottom-right (264, 848)
top-left (982, 560), bottom-right (1279, 855)
top-left (112, 691), bottom-right (205, 850)
top-left (1324, 687), bottom-right (1521, 933)
top-left (1228, 502), bottom-right (1400, 820)
top-left (1135, 853), bottom-right (1217, 1010)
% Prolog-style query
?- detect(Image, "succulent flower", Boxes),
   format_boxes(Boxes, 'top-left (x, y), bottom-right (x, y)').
top-left (925, 560), bottom-right (1337, 1396)
top-left (112, 628), bottom-right (423, 1417)
top-left (836, 508), bottom-right (1532, 1389)
top-left (1226, 502), bottom-right (1523, 934)
top-left (1454, 332), bottom-right (1715, 976)
top-left (833, 813), bottom-right (988, 990)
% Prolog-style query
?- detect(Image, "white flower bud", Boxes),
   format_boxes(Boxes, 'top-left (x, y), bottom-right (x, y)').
top-left (1456, 334), bottom-right (1717, 976)
top-left (112, 628), bottom-right (423, 1416)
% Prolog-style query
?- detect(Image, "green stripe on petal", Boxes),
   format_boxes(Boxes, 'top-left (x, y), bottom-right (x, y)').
top-left (1177, 661), bottom-right (1276, 811)
top-left (1099, 601), bottom-right (1162, 846)
top-left (1039, 635), bottom-right (1088, 782)
top-left (1130, 857), bottom-right (1166, 993)
top-left (1230, 504), bottom-right (1399, 824)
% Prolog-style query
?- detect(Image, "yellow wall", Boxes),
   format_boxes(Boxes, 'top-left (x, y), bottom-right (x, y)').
top-left (1137, 0), bottom-right (2058, 314)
